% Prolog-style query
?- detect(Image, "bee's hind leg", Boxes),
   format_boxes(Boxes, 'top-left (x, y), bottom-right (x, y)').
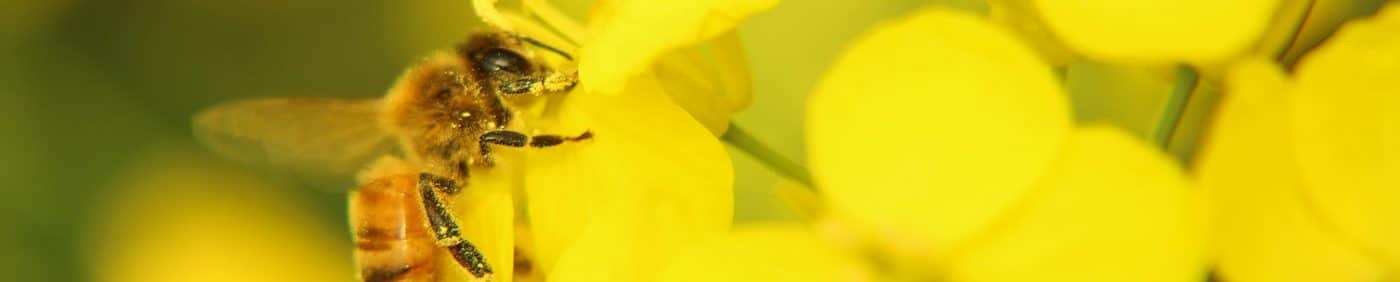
top-left (477, 130), bottom-right (592, 166)
top-left (417, 173), bottom-right (493, 278)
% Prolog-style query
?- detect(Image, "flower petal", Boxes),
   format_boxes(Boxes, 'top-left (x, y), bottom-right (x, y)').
top-left (88, 148), bottom-right (353, 282)
top-left (949, 126), bottom-right (1206, 282)
top-left (656, 225), bottom-right (871, 282)
top-left (1199, 59), bottom-right (1388, 282)
top-left (652, 30), bottom-right (753, 135)
top-left (525, 73), bottom-right (734, 281)
top-left (808, 7), bottom-right (1071, 258)
top-left (579, 0), bottom-right (777, 95)
top-left (1290, 3), bottom-right (1400, 265)
top-left (1031, 0), bottom-right (1281, 64)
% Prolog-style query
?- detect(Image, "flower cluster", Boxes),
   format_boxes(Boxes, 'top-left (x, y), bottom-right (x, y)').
top-left (88, 1), bottom-right (1396, 282)
top-left (654, 1), bottom-right (1398, 282)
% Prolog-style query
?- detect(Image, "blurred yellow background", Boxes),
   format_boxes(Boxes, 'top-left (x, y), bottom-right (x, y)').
top-left (1, 0), bottom-right (1389, 281)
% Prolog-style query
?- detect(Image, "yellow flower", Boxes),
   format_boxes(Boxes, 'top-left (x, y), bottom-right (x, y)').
top-left (659, 8), bottom-right (1206, 281)
top-left (1028, 0), bottom-right (1281, 65)
top-left (481, 0), bottom-right (772, 134)
top-left (460, 0), bottom-right (773, 281)
top-left (994, 0), bottom-right (1388, 71)
top-left (87, 147), bottom-right (354, 282)
top-left (1200, 5), bottom-right (1400, 281)
top-left (983, 0), bottom-right (1286, 161)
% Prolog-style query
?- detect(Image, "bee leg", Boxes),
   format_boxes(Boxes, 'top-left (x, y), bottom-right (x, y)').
top-left (498, 78), bottom-right (538, 94)
top-left (418, 173), bottom-right (493, 278)
top-left (477, 131), bottom-right (526, 167)
top-left (523, 131), bottom-right (593, 148)
top-left (419, 172), bottom-right (462, 195)
top-left (498, 70), bottom-right (578, 95)
top-left (478, 130), bottom-right (592, 166)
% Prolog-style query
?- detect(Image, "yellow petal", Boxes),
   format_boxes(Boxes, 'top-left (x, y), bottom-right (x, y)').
top-left (1290, 3), bottom-right (1400, 265)
top-left (808, 7), bottom-right (1071, 258)
top-left (579, 0), bottom-right (777, 95)
top-left (88, 147), bottom-right (353, 282)
top-left (1199, 59), bottom-right (1388, 282)
top-left (511, 224), bottom-right (546, 282)
top-left (950, 126), bottom-right (1206, 282)
top-left (652, 30), bottom-right (753, 135)
top-left (525, 73), bottom-right (734, 281)
top-left (1031, 0), bottom-right (1281, 64)
top-left (545, 219), bottom-right (634, 281)
top-left (656, 225), bottom-right (872, 282)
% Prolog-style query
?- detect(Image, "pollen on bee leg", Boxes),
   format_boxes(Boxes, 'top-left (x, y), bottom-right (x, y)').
top-left (541, 70), bottom-right (579, 92)
top-left (436, 235), bottom-right (463, 247)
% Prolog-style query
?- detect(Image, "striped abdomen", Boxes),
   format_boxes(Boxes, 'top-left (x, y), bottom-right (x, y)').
top-left (349, 172), bottom-right (438, 282)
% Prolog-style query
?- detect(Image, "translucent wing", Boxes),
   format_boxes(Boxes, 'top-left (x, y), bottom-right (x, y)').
top-left (193, 98), bottom-right (400, 189)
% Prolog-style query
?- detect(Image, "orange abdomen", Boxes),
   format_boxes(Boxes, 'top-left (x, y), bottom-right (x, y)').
top-left (349, 173), bottom-right (438, 282)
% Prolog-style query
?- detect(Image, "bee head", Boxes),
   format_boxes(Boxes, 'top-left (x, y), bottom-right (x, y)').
top-left (457, 32), bottom-right (575, 95)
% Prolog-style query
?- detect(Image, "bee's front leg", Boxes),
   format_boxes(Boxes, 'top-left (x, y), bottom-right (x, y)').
top-left (477, 130), bottom-right (592, 166)
top-left (417, 173), bottom-right (493, 278)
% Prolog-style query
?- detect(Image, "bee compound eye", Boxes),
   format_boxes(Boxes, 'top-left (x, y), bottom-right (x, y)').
top-left (477, 48), bottom-right (530, 74)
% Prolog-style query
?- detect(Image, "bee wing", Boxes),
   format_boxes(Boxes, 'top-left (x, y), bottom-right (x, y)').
top-left (193, 98), bottom-right (400, 188)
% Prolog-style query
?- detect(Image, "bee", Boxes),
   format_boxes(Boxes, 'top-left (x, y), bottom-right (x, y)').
top-left (193, 31), bottom-right (590, 282)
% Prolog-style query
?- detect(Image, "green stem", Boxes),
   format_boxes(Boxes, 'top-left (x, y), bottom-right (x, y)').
top-left (722, 122), bottom-right (815, 189)
top-left (1152, 65), bottom-right (1199, 150)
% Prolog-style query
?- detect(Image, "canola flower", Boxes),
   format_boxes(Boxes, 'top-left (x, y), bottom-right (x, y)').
top-left (662, 2), bottom-right (1396, 282)
top-left (991, 0), bottom-right (1388, 155)
top-left (454, 0), bottom-right (777, 281)
top-left (1029, 0), bottom-right (1281, 65)
top-left (659, 8), bottom-right (1205, 281)
top-left (1201, 5), bottom-right (1400, 280)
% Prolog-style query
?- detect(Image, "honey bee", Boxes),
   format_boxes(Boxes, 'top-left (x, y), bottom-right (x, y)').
top-left (193, 31), bottom-right (589, 282)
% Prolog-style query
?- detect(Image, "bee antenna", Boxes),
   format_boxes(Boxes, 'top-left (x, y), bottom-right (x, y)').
top-left (517, 35), bottom-right (574, 61)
